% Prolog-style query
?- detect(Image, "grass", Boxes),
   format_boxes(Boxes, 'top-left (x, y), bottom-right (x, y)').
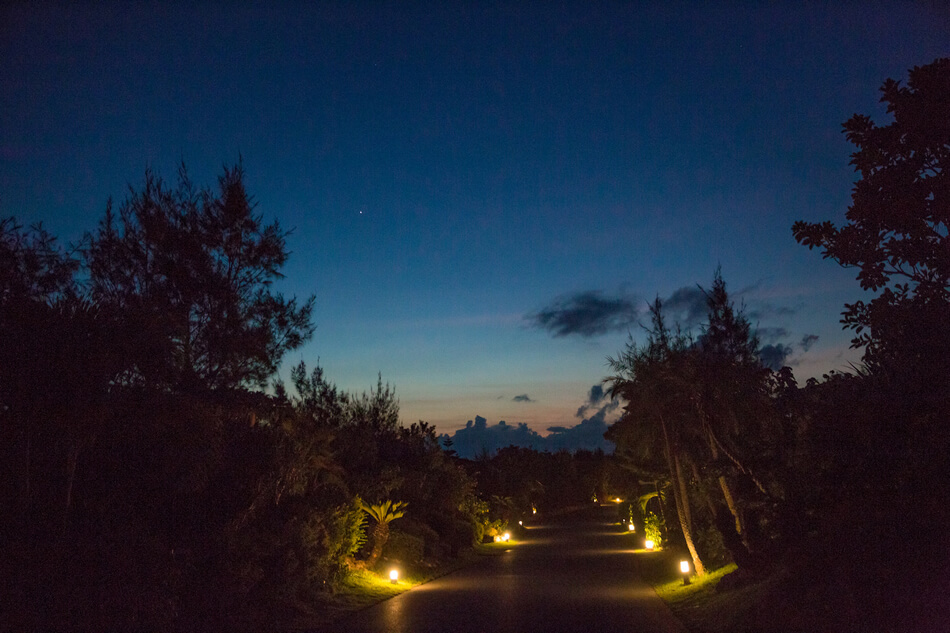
top-left (632, 548), bottom-right (777, 633)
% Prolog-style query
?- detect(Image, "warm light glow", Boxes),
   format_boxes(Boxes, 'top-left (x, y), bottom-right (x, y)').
top-left (532, 507), bottom-right (537, 515)
top-left (615, 497), bottom-right (622, 503)
top-left (627, 523), bottom-right (635, 531)
top-left (645, 539), bottom-right (655, 550)
top-left (494, 535), bottom-right (502, 542)
top-left (389, 569), bottom-right (399, 583)
top-left (519, 520), bottom-right (523, 526)
top-left (680, 560), bottom-right (690, 574)
top-left (502, 532), bottom-right (511, 542)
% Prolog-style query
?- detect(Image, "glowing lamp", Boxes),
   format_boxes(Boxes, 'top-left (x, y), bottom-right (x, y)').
top-left (644, 539), bottom-right (655, 550)
top-left (627, 523), bottom-right (635, 532)
top-left (615, 497), bottom-right (622, 503)
top-left (493, 535), bottom-right (502, 542)
top-left (680, 560), bottom-right (691, 585)
top-left (502, 532), bottom-right (511, 542)
top-left (519, 520), bottom-right (523, 526)
top-left (532, 507), bottom-right (537, 515)
top-left (389, 569), bottom-right (399, 584)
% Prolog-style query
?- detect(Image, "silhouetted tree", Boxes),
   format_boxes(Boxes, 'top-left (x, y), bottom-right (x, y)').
top-left (793, 57), bottom-right (949, 398)
top-left (84, 163), bottom-right (315, 391)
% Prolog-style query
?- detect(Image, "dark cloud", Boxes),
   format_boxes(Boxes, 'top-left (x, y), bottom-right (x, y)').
top-left (575, 384), bottom-right (608, 417)
top-left (528, 291), bottom-right (639, 337)
top-left (756, 327), bottom-right (789, 344)
top-left (747, 304), bottom-right (798, 322)
top-left (663, 286), bottom-right (707, 328)
top-left (512, 394), bottom-right (534, 403)
top-left (759, 343), bottom-right (793, 370)
top-left (441, 416), bottom-right (546, 458)
top-left (440, 386), bottom-right (621, 458)
top-left (800, 334), bottom-right (819, 352)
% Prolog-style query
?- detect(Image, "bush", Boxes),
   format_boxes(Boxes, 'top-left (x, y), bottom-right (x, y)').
top-left (383, 529), bottom-right (425, 565)
top-left (644, 512), bottom-right (664, 548)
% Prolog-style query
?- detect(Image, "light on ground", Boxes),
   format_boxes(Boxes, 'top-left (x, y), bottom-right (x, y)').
top-left (519, 520), bottom-right (523, 526)
top-left (680, 560), bottom-right (691, 585)
top-left (502, 532), bottom-right (511, 542)
top-left (389, 569), bottom-right (399, 583)
top-left (627, 523), bottom-right (635, 531)
top-left (645, 539), bottom-right (655, 550)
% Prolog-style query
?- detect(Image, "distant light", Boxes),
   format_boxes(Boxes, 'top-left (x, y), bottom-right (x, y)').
top-left (519, 520), bottom-right (523, 526)
top-left (502, 532), bottom-right (511, 542)
top-left (494, 535), bottom-right (502, 542)
top-left (615, 497), bottom-right (622, 503)
top-left (645, 540), bottom-right (655, 550)
top-left (628, 523), bottom-right (635, 531)
top-left (532, 507), bottom-right (537, 515)
top-left (389, 569), bottom-right (399, 583)
top-left (680, 560), bottom-right (690, 574)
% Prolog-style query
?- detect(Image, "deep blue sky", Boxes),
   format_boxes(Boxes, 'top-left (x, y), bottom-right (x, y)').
top-left (2, 3), bottom-right (947, 439)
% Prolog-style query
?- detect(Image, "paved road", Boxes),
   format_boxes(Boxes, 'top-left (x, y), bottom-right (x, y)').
top-left (326, 505), bottom-right (688, 633)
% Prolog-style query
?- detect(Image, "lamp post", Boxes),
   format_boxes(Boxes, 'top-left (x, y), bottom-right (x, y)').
top-left (680, 560), bottom-right (691, 585)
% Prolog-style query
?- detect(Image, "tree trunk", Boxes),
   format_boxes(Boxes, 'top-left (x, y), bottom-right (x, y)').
top-left (707, 428), bottom-right (746, 540)
top-left (660, 416), bottom-right (705, 576)
top-left (691, 461), bottom-right (719, 518)
top-left (365, 521), bottom-right (389, 569)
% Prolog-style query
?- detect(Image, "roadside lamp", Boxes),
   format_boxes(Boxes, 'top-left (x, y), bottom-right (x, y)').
top-left (644, 539), bottom-right (655, 550)
top-left (519, 520), bottom-right (523, 526)
top-left (389, 569), bottom-right (399, 584)
top-left (627, 523), bottom-right (635, 532)
top-left (532, 507), bottom-right (537, 515)
top-left (502, 532), bottom-right (511, 542)
top-left (680, 560), bottom-right (691, 585)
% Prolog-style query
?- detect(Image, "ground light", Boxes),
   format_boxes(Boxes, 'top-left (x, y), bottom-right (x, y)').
top-left (644, 539), bottom-right (655, 550)
top-left (389, 569), bottom-right (399, 584)
top-left (627, 523), bottom-right (635, 531)
top-left (680, 560), bottom-right (691, 585)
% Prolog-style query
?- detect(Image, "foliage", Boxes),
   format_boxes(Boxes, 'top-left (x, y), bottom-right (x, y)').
top-left (792, 58), bottom-right (950, 381)
top-left (644, 512), bottom-right (664, 549)
top-left (83, 163), bottom-right (315, 390)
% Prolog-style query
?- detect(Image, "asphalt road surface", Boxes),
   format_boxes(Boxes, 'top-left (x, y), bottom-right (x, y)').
top-left (326, 505), bottom-right (688, 633)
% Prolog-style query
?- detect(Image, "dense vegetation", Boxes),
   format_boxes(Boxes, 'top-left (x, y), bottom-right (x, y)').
top-left (1, 58), bottom-right (945, 632)
top-left (0, 163), bottom-right (616, 631)
top-left (604, 58), bottom-right (949, 632)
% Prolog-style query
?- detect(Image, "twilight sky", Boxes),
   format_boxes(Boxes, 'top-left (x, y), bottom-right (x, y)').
top-left (2, 3), bottom-right (947, 440)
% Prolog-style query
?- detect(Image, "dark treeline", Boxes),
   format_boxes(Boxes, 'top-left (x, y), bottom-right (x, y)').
top-left (0, 164), bottom-right (615, 631)
top-left (603, 58), bottom-right (949, 632)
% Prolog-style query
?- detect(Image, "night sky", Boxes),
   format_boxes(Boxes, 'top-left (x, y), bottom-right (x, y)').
top-left (2, 3), bottom-right (947, 440)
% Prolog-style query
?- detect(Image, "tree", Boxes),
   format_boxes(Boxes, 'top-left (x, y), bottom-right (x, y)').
top-left (606, 299), bottom-right (706, 575)
top-left (359, 499), bottom-right (408, 569)
top-left (84, 163), bottom-right (315, 391)
top-left (792, 58), bottom-right (950, 389)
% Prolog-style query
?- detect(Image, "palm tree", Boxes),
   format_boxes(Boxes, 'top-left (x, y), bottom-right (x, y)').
top-left (360, 499), bottom-right (408, 569)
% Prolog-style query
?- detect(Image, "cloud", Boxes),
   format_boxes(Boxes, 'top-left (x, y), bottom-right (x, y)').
top-left (576, 383), bottom-right (618, 418)
top-left (747, 303), bottom-right (798, 322)
top-left (759, 343), bottom-right (793, 370)
top-left (756, 327), bottom-right (789, 344)
top-left (442, 416), bottom-right (546, 458)
top-left (528, 291), bottom-right (640, 337)
top-left (662, 286), bottom-right (707, 328)
top-left (512, 394), bottom-right (534, 403)
top-left (800, 334), bottom-right (819, 352)
top-left (440, 386), bottom-right (622, 458)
